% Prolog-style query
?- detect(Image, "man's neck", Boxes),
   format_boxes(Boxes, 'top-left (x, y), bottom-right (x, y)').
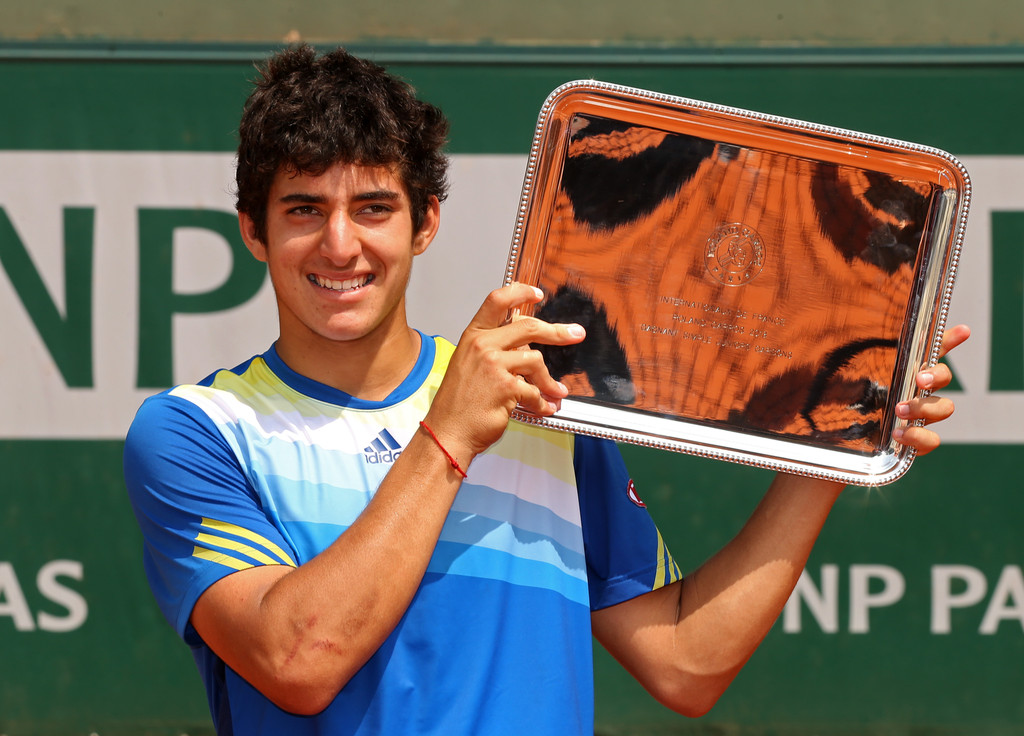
top-left (275, 325), bottom-right (423, 402)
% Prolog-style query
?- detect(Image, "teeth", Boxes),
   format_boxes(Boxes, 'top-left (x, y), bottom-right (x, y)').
top-left (310, 274), bottom-right (374, 292)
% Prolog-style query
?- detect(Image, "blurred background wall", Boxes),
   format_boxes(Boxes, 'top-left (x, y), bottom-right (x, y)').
top-left (3, 0), bottom-right (1022, 47)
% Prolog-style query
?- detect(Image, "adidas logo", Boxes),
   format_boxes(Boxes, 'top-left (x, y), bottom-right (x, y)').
top-left (363, 429), bottom-right (403, 464)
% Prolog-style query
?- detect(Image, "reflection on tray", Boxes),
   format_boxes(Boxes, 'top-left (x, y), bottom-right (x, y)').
top-left (507, 83), bottom-right (970, 485)
top-left (533, 112), bottom-right (942, 453)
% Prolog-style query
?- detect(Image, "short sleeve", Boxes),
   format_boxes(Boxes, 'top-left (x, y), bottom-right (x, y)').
top-left (574, 435), bottom-right (682, 610)
top-left (123, 392), bottom-right (297, 644)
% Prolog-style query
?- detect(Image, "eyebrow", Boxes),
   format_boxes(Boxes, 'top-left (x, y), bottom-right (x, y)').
top-left (277, 189), bottom-right (401, 205)
top-left (355, 189), bottom-right (401, 202)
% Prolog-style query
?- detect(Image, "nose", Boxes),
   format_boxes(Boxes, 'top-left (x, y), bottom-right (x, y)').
top-left (320, 210), bottom-right (361, 265)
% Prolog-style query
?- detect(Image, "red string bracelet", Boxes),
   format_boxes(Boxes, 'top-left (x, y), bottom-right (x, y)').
top-left (419, 421), bottom-right (468, 479)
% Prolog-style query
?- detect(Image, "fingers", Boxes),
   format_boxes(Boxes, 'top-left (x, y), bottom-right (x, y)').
top-left (914, 324), bottom-right (969, 392)
top-left (458, 320), bottom-right (578, 414)
top-left (467, 283), bottom-right (544, 332)
top-left (937, 324), bottom-right (970, 360)
top-left (893, 324), bottom-right (970, 456)
top-left (466, 283), bottom-right (586, 351)
top-left (915, 362), bottom-right (952, 393)
top-left (503, 316), bottom-right (587, 354)
top-left (896, 393), bottom-right (955, 426)
top-left (894, 373), bottom-right (957, 456)
top-left (502, 346), bottom-right (571, 413)
top-left (893, 392), bottom-right (949, 454)
top-left (429, 284), bottom-right (586, 455)
top-left (900, 322), bottom-right (969, 416)
top-left (893, 393), bottom-right (949, 456)
top-left (512, 373), bottom-right (565, 417)
top-left (892, 425), bottom-right (942, 456)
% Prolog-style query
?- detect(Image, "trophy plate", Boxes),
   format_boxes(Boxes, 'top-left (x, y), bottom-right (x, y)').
top-left (504, 81), bottom-right (970, 486)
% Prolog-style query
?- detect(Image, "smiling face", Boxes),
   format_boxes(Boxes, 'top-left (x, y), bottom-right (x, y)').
top-left (240, 162), bottom-right (440, 383)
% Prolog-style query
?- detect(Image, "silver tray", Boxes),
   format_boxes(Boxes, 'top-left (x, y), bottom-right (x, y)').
top-left (504, 80), bottom-right (970, 486)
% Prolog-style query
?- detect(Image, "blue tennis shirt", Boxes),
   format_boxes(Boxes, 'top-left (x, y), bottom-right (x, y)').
top-left (124, 333), bottom-right (681, 735)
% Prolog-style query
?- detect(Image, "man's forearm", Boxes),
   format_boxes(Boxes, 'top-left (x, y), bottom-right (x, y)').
top-left (190, 425), bottom-right (471, 715)
top-left (593, 473), bottom-right (844, 716)
top-left (675, 474), bottom-right (844, 670)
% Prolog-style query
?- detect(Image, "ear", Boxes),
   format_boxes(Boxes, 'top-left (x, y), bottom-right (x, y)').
top-left (238, 212), bottom-right (268, 263)
top-left (412, 196), bottom-right (441, 256)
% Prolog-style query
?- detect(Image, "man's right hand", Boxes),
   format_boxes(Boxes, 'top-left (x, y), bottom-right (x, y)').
top-left (425, 283), bottom-right (587, 460)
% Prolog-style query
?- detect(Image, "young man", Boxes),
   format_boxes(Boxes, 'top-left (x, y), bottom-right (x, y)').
top-left (124, 45), bottom-right (969, 735)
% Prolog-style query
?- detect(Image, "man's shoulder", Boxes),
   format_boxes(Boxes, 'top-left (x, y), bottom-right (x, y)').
top-left (428, 333), bottom-right (456, 368)
top-left (167, 353), bottom-right (288, 414)
top-left (125, 352), bottom-right (271, 445)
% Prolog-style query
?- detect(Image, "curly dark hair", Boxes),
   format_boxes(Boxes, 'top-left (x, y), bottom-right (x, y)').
top-left (235, 45), bottom-right (450, 243)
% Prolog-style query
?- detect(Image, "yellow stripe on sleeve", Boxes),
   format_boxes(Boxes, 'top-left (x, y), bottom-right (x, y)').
top-left (653, 530), bottom-right (681, 590)
top-left (654, 531), bottom-right (667, 589)
top-left (194, 532), bottom-right (288, 567)
top-left (668, 555), bottom-right (682, 585)
top-left (198, 518), bottom-right (297, 567)
top-left (192, 546), bottom-right (256, 571)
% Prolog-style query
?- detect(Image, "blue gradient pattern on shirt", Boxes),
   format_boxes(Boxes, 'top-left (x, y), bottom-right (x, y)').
top-left (171, 335), bottom-right (588, 606)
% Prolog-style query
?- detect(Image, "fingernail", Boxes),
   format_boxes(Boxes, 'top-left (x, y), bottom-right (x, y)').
top-left (893, 428), bottom-right (905, 441)
top-left (920, 372), bottom-right (934, 388)
top-left (896, 403), bottom-right (910, 418)
top-left (567, 324), bottom-right (585, 338)
top-left (532, 286), bottom-right (544, 299)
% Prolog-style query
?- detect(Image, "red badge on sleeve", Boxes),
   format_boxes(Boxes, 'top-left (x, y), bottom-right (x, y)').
top-left (626, 479), bottom-right (646, 508)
